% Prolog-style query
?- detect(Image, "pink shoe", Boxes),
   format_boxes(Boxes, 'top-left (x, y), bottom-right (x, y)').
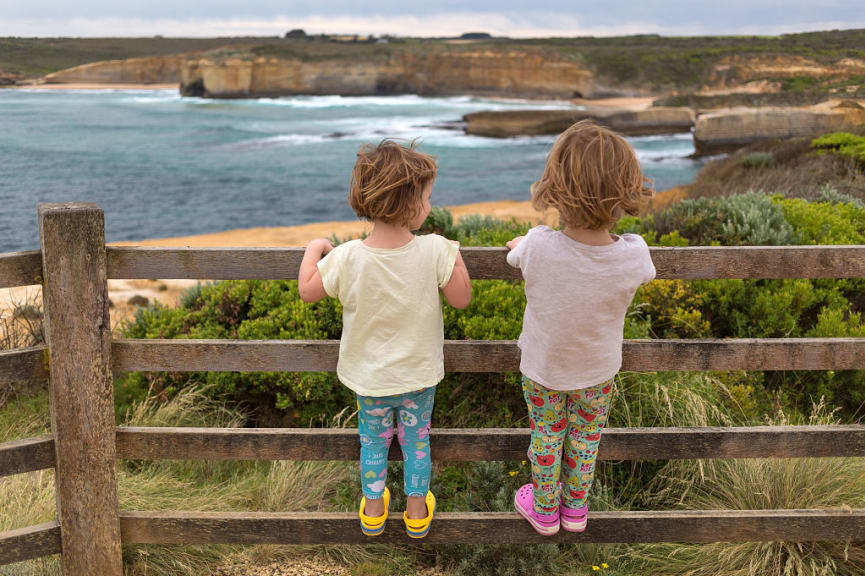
top-left (514, 484), bottom-right (560, 536)
top-left (560, 502), bottom-right (588, 532)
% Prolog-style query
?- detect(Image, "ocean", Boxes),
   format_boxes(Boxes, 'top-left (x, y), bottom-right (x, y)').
top-left (0, 89), bottom-right (705, 253)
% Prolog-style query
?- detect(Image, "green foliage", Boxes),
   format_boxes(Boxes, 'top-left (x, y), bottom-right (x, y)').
top-left (121, 194), bottom-right (865, 423)
top-left (740, 151), bottom-right (774, 169)
top-left (812, 132), bottom-right (865, 166)
top-left (653, 191), bottom-right (796, 246)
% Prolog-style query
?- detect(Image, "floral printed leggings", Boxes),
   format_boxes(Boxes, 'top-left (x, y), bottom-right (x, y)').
top-left (523, 376), bottom-right (613, 514)
top-left (356, 386), bottom-right (436, 500)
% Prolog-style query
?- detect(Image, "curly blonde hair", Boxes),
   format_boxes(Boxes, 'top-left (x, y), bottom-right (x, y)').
top-left (349, 139), bottom-right (437, 227)
top-left (531, 120), bottom-right (654, 230)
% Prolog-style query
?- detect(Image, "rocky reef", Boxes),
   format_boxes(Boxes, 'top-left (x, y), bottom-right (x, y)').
top-left (463, 107), bottom-right (694, 137)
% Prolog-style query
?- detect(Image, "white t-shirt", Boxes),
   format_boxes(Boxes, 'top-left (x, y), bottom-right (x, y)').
top-left (317, 234), bottom-right (458, 397)
top-left (506, 225), bottom-right (656, 391)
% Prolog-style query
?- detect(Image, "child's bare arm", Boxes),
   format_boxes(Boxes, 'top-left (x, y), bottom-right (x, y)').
top-left (298, 238), bottom-right (334, 303)
top-left (442, 241), bottom-right (472, 309)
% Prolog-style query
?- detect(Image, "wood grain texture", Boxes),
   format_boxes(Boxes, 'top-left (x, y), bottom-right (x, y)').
top-left (0, 522), bottom-right (61, 566)
top-left (0, 435), bottom-right (55, 477)
top-left (105, 245), bottom-right (865, 280)
top-left (119, 509), bottom-right (865, 544)
top-left (39, 203), bottom-right (123, 576)
top-left (111, 337), bottom-right (865, 373)
top-left (0, 346), bottom-right (49, 385)
top-left (115, 425), bottom-right (865, 462)
top-left (0, 250), bottom-right (42, 288)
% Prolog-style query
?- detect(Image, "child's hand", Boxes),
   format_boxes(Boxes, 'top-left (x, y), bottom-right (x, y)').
top-left (309, 238), bottom-right (334, 256)
top-left (506, 236), bottom-right (525, 251)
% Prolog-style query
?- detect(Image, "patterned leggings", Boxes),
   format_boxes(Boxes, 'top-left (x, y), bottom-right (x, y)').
top-left (522, 376), bottom-right (613, 514)
top-left (356, 386), bottom-right (436, 500)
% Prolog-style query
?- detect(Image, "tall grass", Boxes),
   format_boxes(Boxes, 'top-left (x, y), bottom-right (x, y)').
top-left (1, 385), bottom-right (352, 576)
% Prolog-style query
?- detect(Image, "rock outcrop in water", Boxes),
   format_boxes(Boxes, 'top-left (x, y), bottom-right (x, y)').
top-left (179, 50), bottom-right (595, 99)
top-left (463, 107), bottom-right (695, 137)
top-left (42, 56), bottom-right (183, 84)
top-left (694, 102), bottom-right (865, 154)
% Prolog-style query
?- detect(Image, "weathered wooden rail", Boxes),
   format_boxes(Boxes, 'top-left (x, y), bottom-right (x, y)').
top-left (1, 202), bottom-right (865, 575)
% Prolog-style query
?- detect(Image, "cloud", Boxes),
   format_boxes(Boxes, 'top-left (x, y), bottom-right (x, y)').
top-left (0, 11), bottom-right (865, 38)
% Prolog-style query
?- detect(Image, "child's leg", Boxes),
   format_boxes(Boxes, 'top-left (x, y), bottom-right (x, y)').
top-left (356, 394), bottom-right (396, 516)
top-left (395, 386), bottom-right (436, 519)
top-left (561, 379), bottom-right (613, 509)
top-left (522, 376), bottom-right (568, 515)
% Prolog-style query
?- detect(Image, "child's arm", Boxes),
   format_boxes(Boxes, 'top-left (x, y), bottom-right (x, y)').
top-left (298, 238), bottom-right (334, 303)
top-left (441, 241), bottom-right (472, 309)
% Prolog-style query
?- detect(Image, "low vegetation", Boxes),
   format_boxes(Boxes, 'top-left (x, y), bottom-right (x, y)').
top-left (4, 140), bottom-right (865, 572)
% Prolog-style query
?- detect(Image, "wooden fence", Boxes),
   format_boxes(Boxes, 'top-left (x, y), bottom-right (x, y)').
top-left (1, 202), bottom-right (865, 575)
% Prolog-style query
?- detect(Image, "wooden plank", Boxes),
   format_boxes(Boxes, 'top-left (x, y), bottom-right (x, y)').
top-left (119, 509), bottom-right (865, 544)
top-left (0, 346), bottom-right (49, 384)
top-left (106, 245), bottom-right (865, 281)
top-left (0, 435), bottom-right (55, 477)
top-left (0, 250), bottom-right (42, 288)
top-left (115, 425), bottom-right (865, 462)
top-left (111, 338), bottom-right (865, 373)
top-left (39, 203), bottom-right (123, 575)
top-left (0, 522), bottom-right (61, 566)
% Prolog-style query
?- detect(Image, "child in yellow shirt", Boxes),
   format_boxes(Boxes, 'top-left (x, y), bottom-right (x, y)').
top-left (298, 140), bottom-right (471, 538)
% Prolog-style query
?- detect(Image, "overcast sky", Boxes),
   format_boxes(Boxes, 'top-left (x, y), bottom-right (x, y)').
top-left (1, 1), bottom-right (862, 37)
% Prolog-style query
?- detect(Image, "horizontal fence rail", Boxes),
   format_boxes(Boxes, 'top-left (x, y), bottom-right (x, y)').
top-left (0, 250), bottom-right (42, 289)
top-left (0, 435), bottom-right (55, 477)
top-left (106, 245), bottom-right (865, 281)
top-left (5, 424), bottom-right (864, 479)
top-left (0, 346), bottom-right (49, 384)
top-left (115, 425), bottom-right (865, 462)
top-left (111, 337), bottom-right (865, 373)
top-left (119, 509), bottom-right (865, 544)
top-left (0, 522), bottom-right (61, 565)
top-left (5, 245), bottom-right (865, 288)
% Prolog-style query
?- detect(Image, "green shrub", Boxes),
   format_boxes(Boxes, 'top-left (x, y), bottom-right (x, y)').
top-left (812, 132), bottom-right (865, 166)
top-left (740, 151), bottom-right (773, 169)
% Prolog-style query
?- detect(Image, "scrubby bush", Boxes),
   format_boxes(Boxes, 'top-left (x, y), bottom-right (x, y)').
top-left (120, 192), bottom-right (865, 423)
top-left (812, 132), bottom-right (865, 165)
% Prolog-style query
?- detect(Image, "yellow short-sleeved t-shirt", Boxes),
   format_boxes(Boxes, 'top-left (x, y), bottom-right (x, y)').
top-left (316, 233), bottom-right (458, 397)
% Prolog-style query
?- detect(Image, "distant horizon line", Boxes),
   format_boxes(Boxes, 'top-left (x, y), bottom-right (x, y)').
top-left (3, 27), bottom-right (864, 40)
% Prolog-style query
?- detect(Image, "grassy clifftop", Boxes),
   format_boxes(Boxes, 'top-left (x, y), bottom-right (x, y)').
top-left (4, 29), bottom-right (865, 97)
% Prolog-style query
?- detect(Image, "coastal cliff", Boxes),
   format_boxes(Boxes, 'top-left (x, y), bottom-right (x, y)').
top-left (694, 102), bottom-right (865, 154)
top-left (180, 49), bottom-right (595, 99)
top-left (42, 56), bottom-right (183, 84)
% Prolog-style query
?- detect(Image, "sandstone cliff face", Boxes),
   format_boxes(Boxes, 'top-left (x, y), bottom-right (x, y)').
top-left (42, 56), bottom-right (182, 84)
top-left (694, 104), bottom-right (865, 154)
top-left (463, 107), bottom-right (695, 137)
top-left (180, 51), bottom-right (595, 99)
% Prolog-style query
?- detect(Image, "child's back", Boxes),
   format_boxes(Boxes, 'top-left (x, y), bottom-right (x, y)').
top-left (507, 225), bottom-right (655, 390)
top-left (318, 234), bottom-right (457, 395)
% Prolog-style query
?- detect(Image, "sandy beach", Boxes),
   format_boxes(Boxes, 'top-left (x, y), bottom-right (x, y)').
top-left (11, 82), bottom-right (179, 90)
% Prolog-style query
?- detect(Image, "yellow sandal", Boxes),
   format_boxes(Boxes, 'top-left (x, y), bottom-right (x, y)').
top-left (359, 487), bottom-right (390, 537)
top-left (403, 491), bottom-right (436, 539)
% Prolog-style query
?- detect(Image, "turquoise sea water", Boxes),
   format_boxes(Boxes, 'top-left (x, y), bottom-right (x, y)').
top-left (0, 89), bottom-right (704, 252)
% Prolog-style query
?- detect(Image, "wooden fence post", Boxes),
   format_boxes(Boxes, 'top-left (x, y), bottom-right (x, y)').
top-left (39, 203), bottom-right (123, 575)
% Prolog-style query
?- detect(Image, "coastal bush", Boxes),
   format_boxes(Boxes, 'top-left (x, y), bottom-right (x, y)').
top-left (812, 132), bottom-right (865, 166)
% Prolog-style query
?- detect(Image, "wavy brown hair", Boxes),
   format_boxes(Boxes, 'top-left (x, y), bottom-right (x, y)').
top-left (349, 139), bottom-right (437, 227)
top-left (531, 120), bottom-right (654, 230)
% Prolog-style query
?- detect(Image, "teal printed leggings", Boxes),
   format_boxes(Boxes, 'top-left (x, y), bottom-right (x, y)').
top-left (356, 386), bottom-right (436, 500)
top-left (523, 376), bottom-right (613, 514)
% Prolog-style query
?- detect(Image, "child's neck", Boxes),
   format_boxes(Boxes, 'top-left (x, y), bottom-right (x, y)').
top-left (562, 225), bottom-right (617, 247)
top-left (363, 221), bottom-right (414, 249)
